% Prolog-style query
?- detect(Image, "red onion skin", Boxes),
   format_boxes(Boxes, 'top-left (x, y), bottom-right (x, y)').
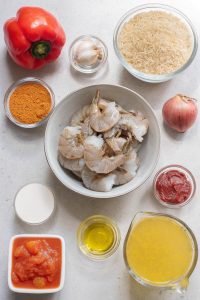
top-left (162, 95), bottom-right (198, 132)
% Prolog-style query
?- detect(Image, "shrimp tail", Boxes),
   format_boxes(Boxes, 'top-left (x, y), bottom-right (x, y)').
top-left (93, 89), bottom-right (100, 105)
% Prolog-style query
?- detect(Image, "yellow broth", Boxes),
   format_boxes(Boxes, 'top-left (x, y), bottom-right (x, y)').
top-left (125, 215), bottom-right (194, 284)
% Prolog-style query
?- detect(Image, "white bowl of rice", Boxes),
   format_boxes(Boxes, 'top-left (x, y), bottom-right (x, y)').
top-left (113, 4), bottom-right (198, 83)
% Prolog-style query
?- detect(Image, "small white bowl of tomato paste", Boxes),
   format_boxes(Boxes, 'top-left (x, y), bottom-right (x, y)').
top-left (8, 234), bottom-right (65, 294)
top-left (153, 165), bottom-right (196, 208)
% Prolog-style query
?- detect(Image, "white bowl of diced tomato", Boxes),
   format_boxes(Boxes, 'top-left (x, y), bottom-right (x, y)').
top-left (8, 234), bottom-right (65, 294)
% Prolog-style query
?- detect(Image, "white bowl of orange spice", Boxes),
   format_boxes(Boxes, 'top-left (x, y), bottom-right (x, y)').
top-left (4, 77), bottom-right (55, 128)
top-left (114, 4), bottom-right (198, 83)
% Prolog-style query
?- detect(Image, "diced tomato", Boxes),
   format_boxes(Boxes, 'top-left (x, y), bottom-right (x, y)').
top-left (12, 238), bottom-right (61, 289)
top-left (14, 245), bottom-right (30, 258)
top-left (29, 254), bottom-right (46, 265)
top-left (25, 240), bottom-right (41, 255)
top-left (12, 272), bottom-right (20, 284)
top-left (33, 276), bottom-right (46, 288)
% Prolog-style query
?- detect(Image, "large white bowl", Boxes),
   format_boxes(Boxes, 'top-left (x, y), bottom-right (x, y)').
top-left (45, 84), bottom-right (160, 198)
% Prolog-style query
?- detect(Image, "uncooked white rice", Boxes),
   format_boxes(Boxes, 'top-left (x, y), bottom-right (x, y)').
top-left (118, 11), bottom-right (193, 75)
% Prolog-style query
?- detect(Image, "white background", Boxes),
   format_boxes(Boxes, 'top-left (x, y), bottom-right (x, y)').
top-left (0, 0), bottom-right (200, 299)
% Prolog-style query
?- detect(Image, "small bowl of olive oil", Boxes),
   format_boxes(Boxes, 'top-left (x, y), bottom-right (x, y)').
top-left (77, 215), bottom-right (121, 260)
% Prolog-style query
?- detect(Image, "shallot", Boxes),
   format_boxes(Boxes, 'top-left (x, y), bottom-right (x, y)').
top-left (162, 94), bottom-right (198, 132)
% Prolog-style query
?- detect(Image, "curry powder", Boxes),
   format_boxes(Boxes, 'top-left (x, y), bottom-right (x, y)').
top-left (9, 83), bottom-right (52, 124)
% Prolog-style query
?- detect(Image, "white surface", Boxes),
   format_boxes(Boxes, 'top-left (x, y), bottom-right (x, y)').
top-left (8, 234), bottom-right (65, 294)
top-left (45, 84), bottom-right (160, 198)
top-left (15, 183), bottom-right (55, 224)
top-left (0, 0), bottom-right (200, 300)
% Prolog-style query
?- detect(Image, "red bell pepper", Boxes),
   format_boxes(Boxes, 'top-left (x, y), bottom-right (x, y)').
top-left (4, 7), bottom-right (66, 69)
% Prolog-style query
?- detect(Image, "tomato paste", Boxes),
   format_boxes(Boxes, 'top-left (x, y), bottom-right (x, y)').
top-left (12, 237), bottom-right (62, 289)
top-left (155, 170), bottom-right (192, 204)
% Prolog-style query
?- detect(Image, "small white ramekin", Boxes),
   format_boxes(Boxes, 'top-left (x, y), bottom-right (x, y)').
top-left (8, 234), bottom-right (65, 294)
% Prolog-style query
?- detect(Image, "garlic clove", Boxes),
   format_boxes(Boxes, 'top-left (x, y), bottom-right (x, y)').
top-left (75, 49), bottom-right (99, 66)
top-left (96, 48), bottom-right (103, 60)
top-left (75, 38), bottom-right (97, 53)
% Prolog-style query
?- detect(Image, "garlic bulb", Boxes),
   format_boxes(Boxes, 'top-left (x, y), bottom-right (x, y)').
top-left (74, 37), bottom-right (102, 66)
top-left (75, 38), bottom-right (97, 53)
top-left (76, 49), bottom-right (101, 65)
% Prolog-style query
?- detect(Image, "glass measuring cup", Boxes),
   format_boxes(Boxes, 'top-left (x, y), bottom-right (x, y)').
top-left (124, 212), bottom-right (198, 294)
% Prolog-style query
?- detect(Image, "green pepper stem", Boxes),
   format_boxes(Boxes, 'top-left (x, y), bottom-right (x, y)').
top-left (31, 41), bottom-right (51, 59)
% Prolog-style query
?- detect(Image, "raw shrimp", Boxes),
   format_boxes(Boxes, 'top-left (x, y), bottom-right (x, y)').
top-left (116, 103), bottom-right (129, 114)
top-left (72, 171), bottom-right (82, 178)
top-left (89, 90), bottom-right (120, 132)
top-left (118, 113), bottom-right (148, 142)
top-left (104, 112), bottom-right (148, 142)
top-left (81, 117), bottom-right (94, 137)
top-left (114, 149), bottom-right (139, 185)
top-left (104, 128), bottom-right (138, 153)
top-left (58, 126), bottom-right (84, 160)
top-left (81, 166), bottom-right (116, 192)
top-left (122, 149), bottom-right (139, 176)
top-left (84, 136), bottom-right (126, 174)
top-left (103, 126), bottom-right (117, 139)
top-left (58, 154), bottom-right (85, 172)
top-left (70, 105), bottom-right (90, 126)
top-left (99, 98), bottom-right (128, 114)
top-left (129, 109), bottom-right (145, 120)
top-left (114, 168), bottom-right (133, 185)
top-left (57, 89), bottom-right (148, 192)
top-left (98, 98), bottom-right (109, 107)
top-left (105, 137), bottom-right (128, 154)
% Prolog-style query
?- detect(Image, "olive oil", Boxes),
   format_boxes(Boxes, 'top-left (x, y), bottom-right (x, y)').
top-left (83, 222), bottom-right (114, 253)
top-left (77, 215), bottom-right (120, 260)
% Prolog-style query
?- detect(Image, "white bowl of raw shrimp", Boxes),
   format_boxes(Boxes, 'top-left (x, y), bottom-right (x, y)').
top-left (45, 84), bottom-right (160, 198)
